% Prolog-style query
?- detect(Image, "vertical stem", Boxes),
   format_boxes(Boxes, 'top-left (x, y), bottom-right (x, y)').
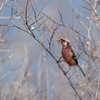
top-left (95, 70), bottom-right (100, 100)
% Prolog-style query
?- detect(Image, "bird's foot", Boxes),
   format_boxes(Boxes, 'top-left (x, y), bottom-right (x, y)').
top-left (59, 56), bottom-right (62, 60)
top-left (57, 60), bottom-right (65, 63)
top-left (64, 71), bottom-right (67, 75)
top-left (57, 60), bottom-right (60, 63)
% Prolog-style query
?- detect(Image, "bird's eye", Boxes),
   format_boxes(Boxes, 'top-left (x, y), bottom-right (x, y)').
top-left (62, 39), bottom-right (65, 42)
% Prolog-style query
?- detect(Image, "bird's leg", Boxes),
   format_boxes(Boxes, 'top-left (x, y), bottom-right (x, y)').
top-left (57, 56), bottom-right (63, 63)
top-left (59, 56), bottom-right (62, 61)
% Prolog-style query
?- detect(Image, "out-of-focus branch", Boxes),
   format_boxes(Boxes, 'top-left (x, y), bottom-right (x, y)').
top-left (0, 64), bottom-right (22, 81)
top-left (95, 70), bottom-right (100, 100)
top-left (68, 26), bottom-right (100, 49)
top-left (0, 0), bottom-right (11, 11)
top-left (49, 25), bottom-right (60, 52)
top-left (83, 0), bottom-right (99, 20)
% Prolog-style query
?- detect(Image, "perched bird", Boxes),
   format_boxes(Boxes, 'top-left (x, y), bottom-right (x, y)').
top-left (57, 38), bottom-right (86, 77)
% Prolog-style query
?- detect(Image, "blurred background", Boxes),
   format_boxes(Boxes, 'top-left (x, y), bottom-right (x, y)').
top-left (0, 0), bottom-right (100, 100)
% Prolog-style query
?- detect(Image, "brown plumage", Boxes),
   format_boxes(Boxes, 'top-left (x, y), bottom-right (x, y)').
top-left (58, 38), bottom-right (86, 77)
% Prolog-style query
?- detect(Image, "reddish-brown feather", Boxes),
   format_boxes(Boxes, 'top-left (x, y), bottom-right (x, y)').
top-left (62, 47), bottom-right (76, 66)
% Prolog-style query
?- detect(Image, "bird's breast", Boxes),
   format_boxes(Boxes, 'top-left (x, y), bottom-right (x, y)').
top-left (62, 48), bottom-right (76, 66)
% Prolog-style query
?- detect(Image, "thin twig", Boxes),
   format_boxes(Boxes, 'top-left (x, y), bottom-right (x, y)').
top-left (49, 25), bottom-right (60, 51)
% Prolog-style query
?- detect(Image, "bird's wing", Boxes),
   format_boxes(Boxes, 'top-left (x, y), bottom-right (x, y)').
top-left (68, 45), bottom-right (86, 77)
top-left (69, 45), bottom-right (78, 65)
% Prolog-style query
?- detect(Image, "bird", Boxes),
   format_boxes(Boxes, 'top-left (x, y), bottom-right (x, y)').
top-left (57, 38), bottom-right (86, 77)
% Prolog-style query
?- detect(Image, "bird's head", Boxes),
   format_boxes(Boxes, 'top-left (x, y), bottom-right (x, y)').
top-left (57, 38), bottom-right (70, 47)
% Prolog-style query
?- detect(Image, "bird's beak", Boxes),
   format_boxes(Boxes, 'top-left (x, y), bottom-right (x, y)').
top-left (56, 40), bottom-right (61, 42)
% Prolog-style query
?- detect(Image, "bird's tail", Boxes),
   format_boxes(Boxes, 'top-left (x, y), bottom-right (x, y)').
top-left (77, 65), bottom-right (86, 77)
